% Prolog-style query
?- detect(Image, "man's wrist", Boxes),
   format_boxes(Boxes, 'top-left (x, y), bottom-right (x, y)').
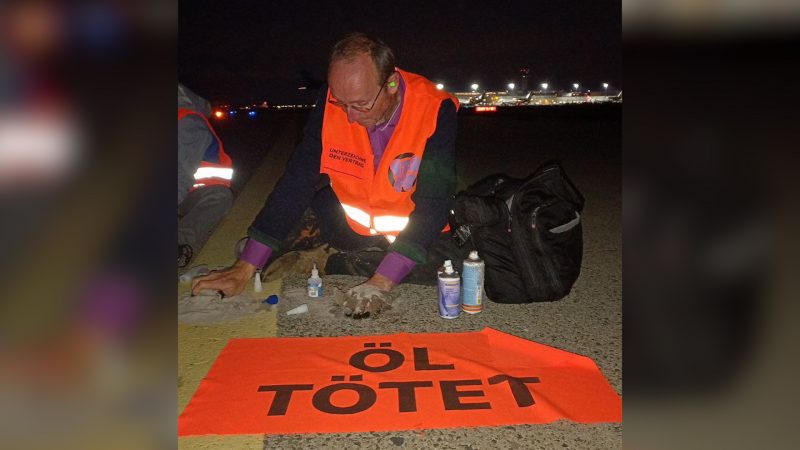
top-left (234, 259), bottom-right (257, 277)
top-left (375, 251), bottom-right (416, 284)
top-left (367, 272), bottom-right (396, 291)
top-left (239, 238), bottom-right (273, 269)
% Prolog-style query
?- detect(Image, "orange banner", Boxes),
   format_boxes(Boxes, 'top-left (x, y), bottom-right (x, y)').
top-left (179, 328), bottom-right (621, 435)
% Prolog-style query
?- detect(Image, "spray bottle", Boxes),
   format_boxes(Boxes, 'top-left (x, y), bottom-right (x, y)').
top-left (438, 260), bottom-right (461, 319)
top-left (307, 263), bottom-right (322, 298)
top-left (461, 250), bottom-right (485, 314)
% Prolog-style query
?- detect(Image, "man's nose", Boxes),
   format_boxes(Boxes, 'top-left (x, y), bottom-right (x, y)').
top-left (346, 107), bottom-right (358, 123)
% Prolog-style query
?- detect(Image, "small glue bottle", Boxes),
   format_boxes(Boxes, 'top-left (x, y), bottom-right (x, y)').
top-left (307, 263), bottom-right (322, 297)
top-left (254, 269), bottom-right (263, 293)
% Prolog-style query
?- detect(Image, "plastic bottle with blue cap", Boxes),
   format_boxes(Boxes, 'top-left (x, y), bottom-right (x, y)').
top-left (307, 263), bottom-right (322, 297)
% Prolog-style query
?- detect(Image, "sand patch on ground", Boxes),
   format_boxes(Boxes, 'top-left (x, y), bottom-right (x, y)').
top-left (178, 292), bottom-right (269, 325)
top-left (178, 435), bottom-right (264, 450)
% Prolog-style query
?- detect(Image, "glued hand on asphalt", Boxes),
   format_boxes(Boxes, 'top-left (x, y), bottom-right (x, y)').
top-left (191, 259), bottom-right (256, 298)
top-left (343, 282), bottom-right (394, 319)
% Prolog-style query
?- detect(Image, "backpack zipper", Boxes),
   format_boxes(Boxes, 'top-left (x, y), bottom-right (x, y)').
top-left (512, 198), bottom-right (561, 300)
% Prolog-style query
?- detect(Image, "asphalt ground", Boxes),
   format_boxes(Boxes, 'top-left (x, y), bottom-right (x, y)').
top-left (179, 103), bottom-right (621, 449)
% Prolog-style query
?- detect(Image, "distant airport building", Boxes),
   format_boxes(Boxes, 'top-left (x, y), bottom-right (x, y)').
top-left (480, 91), bottom-right (529, 106)
top-left (555, 91), bottom-right (592, 104)
top-left (527, 91), bottom-right (559, 105)
top-left (453, 92), bottom-right (481, 106)
top-left (588, 90), bottom-right (622, 103)
top-left (224, 86), bottom-right (621, 112)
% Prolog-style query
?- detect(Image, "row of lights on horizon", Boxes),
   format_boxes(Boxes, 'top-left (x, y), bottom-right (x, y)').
top-left (211, 81), bottom-right (614, 118)
top-left (434, 82), bottom-right (612, 92)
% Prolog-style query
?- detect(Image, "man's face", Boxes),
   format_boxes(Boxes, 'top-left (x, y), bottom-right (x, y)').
top-left (328, 53), bottom-right (396, 127)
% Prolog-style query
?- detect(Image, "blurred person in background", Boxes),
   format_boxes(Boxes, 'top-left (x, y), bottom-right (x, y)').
top-left (177, 83), bottom-right (234, 269)
top-left (0, 0), bottom-right (78, 193)
top-left (0, 0), bottom-right (63, 106)
top-left (192, 32), bottom-right (460, 319)
top-left (1, 1), bottom-right (176, 448)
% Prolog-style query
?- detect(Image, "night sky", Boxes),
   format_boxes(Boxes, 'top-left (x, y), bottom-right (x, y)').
top-left (179, 0), bottom-right (621, 105)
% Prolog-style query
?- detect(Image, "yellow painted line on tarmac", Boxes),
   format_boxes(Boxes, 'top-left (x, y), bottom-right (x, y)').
top-left (191, 126), bottom-right (297, 270)
top-left (179, 118), bottom-right (298, 447)
top-left (179, 435), bottom-right (265, 450)
top-left (178, 276), bottom-right (282, 414)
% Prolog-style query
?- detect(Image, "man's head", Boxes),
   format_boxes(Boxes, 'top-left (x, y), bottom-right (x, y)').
top-left (327, 33), bottom-right (400, 127)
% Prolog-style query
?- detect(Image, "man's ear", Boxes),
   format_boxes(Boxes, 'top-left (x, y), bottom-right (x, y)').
top-left (387, 73), bottom-right (399, 92)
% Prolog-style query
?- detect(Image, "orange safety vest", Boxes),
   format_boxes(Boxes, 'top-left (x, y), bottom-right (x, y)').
top-left (178, 108), bottom-right (233, 190)
top-left (320, 69), bottom-right (458, 242)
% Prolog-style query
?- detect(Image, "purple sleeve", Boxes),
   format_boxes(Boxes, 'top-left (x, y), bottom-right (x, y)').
top-left (240, 238), bottom-right (273, 269)
top-left (375, 251), bottom-right (417, 285)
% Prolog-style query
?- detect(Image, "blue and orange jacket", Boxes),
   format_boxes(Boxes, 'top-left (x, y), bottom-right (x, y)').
top-left (178, 108), bottom-right (233, 190)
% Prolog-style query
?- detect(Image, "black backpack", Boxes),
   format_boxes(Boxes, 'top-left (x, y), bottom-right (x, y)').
top-left (450, 161), bottom-right (585, 303)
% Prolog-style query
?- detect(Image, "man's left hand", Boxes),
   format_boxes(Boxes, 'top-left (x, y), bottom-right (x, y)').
top-left (343, 273), bottom-right (396, 319)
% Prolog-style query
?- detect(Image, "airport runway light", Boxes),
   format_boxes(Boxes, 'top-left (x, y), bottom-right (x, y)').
top-left (507, 83), bottom-right (515, 90)
top-left (248, 111), bottom-right (256, 118)
top-left (573, 83), bottom-right (580, 90)
top-left (436, 83), bottom-right (444, 90)
top-left (213, 110), bottom-right (224, 118)
top-left (470, 83), bottom-right (479, 91)
top-left (541, 83), bottom-right (549, 90)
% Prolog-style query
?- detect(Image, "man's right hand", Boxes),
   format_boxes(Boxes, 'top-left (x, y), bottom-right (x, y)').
top-left (191, 259), bottom-right (256, 297)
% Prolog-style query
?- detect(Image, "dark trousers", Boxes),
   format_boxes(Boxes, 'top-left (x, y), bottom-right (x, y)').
top-left (178, 185), bottom-right (234, 252)
top-left (283, 186), bottom-right (466, 285)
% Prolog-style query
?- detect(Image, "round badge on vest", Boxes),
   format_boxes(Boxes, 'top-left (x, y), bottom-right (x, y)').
top-left (388, 152), bottom-right (422, 192)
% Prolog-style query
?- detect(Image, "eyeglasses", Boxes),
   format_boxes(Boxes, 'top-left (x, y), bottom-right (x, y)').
top-left (328, 77), bottom-right (389, 113)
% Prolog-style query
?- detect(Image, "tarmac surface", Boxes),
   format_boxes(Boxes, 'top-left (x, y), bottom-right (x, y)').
top-left (178, 104), bottom-right (621, 449)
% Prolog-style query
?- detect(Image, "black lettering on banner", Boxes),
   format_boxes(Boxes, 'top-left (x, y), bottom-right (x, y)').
top-left (378, 381), bottom-right (434, 413)
top-left (312, 383), bottom-right (377, 415)
top-left (349, 343), bottom-right (405, 373)
top-left (488, 374), bottom-right (541, 407)
top-left (413, 347), bottom-right (455, 371)
top-left (440, 380), bottom-right (491, 410)
top-left (257, 384), bottom-right (314, 416)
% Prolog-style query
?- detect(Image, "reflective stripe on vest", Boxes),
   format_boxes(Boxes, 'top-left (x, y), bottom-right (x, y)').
top-left (321, 69), bottom-right (458, 240)
top-left (340, 204), bottom-right (411, 242)
top-left (341, 203), bottom-right (371, 229)
top-left (373, 215), bottom-right (409, 233)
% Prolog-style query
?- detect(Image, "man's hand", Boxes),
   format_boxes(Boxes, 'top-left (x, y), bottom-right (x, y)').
top-left (343, 273), bottom-right (396, 319)
top-left (191, 259), bottom-right (256, 297)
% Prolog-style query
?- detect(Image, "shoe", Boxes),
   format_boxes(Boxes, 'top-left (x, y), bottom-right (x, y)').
top-left (324, 249), bottom-right (385, 277)
top-left (178, 244), bottom-right (194, 269)
top-left (284, 209), bottom-right (322, 251)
